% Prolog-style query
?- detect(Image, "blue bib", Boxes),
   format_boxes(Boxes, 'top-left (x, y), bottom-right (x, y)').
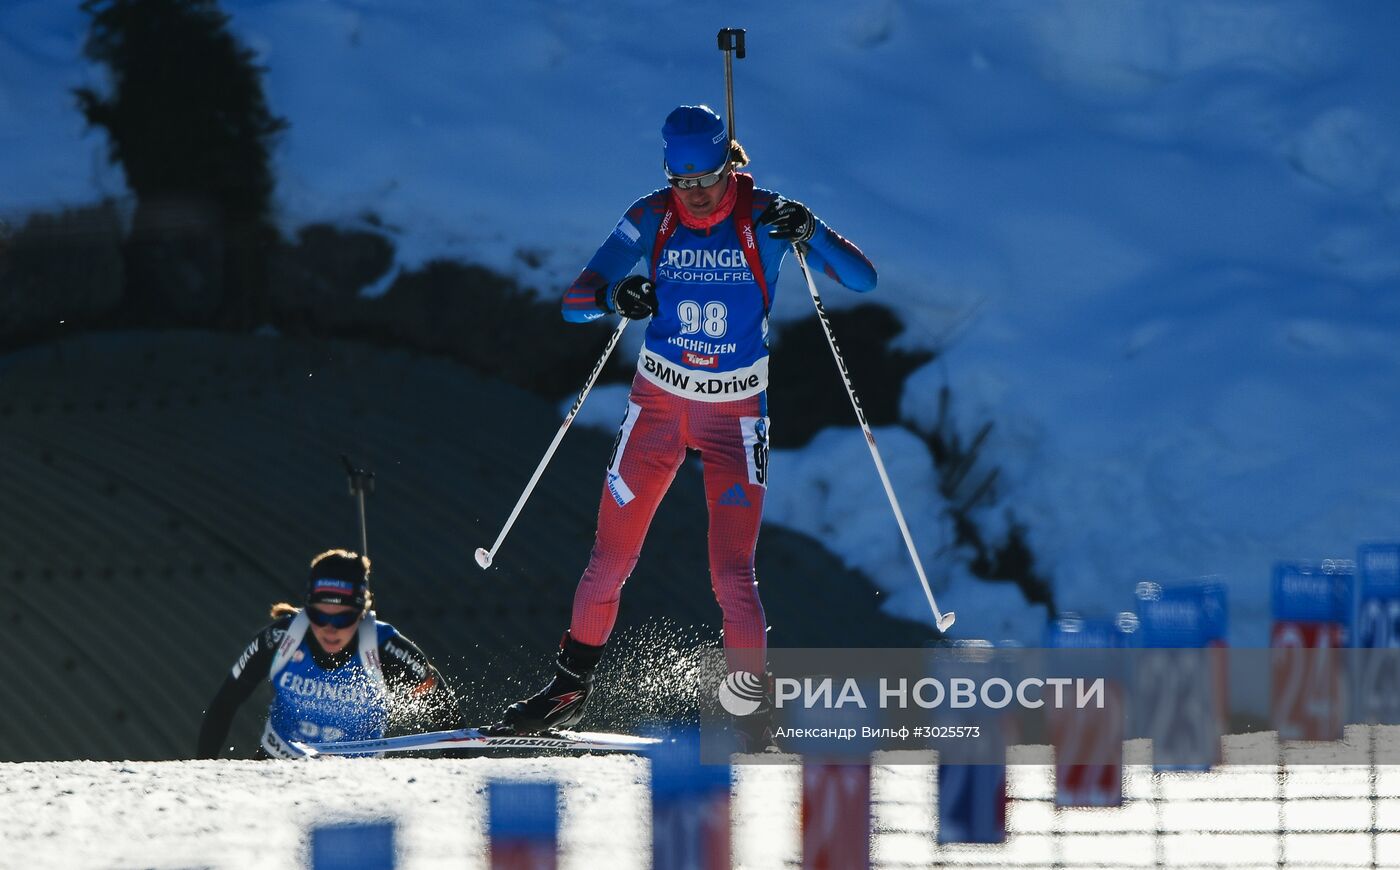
top-left (265, 618), bottom-right (395, 753)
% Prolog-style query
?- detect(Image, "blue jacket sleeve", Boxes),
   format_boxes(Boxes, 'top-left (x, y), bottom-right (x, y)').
top-left (560, 197), bottom-right (651, 323)
top-left (801, 219), bottom-right (877, 293)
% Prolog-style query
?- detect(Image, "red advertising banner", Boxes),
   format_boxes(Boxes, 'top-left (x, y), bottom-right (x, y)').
top-left (802, 762), bottom-right (872, 870)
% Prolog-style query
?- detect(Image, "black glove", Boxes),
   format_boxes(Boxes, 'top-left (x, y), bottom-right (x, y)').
top-left (757, 196), bottom-right (817, 243)
top-left (597, 274), bottom-right (657, 319)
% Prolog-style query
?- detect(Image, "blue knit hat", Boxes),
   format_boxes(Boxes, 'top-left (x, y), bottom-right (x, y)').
top-left (662, 105), bottom-right (729, 175)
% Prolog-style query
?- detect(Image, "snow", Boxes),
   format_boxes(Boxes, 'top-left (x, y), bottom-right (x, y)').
top-left (0, 757), bottom-right (651, 869)
top-left (764, 426), bottom-right (1049, 641)
top-left (5, 731), bottom-right (1400, 868)
top-left (768, 427), bottom-right (952, 594)
top-left (6, 0), bottom-right (1400, 645)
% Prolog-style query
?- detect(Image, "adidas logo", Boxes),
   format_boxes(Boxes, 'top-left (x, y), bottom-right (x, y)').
top-left (718, 483), bottom-right (751, 507)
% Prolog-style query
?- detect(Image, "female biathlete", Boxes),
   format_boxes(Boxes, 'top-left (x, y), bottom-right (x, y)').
top-left (198, 549), bottom-right (462, 758)
top-left (490, 105), bottom-right (876, 750)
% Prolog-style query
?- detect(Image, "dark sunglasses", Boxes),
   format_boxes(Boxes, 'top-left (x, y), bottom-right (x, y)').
top-left (306, 607), bottom-right (361, 629)
top-left (665, 160), bottom-right (730, 190)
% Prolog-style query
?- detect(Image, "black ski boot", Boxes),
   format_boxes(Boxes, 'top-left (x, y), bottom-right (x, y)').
top-left (487, 632), bottom-right (605, 735)
top-left (732, 672), bottom-right (782, 754)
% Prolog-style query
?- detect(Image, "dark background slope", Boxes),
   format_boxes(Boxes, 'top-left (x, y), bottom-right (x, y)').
top-left (0, 331), bottom-right (935, 761)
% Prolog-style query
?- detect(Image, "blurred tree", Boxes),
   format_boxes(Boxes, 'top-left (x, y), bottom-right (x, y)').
top-left (922, 384), bottom-right (1055, 615)
top-left (0, 203), bottom-right (126, 350)
top-left (768, 304), bottom-right (934, 449)
top-left (75, 0), bottom-right (287, 328)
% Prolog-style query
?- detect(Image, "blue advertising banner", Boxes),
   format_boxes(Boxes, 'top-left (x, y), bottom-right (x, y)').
top-left (651, 731), bottom-right (730, 870)
top-left (1135, 582), bottom-right (1225, 770)
top-left (1356, 545), bottom-right (1400, 648)
top-left (1271, 561), bottom-right (1352, 740)
top-left (488, 780), bottom-right (558, 870)
top-left (1355, 544), bottom-right (1400, 723)
top-left (1046, 615), bottom-right (1135, 806)
top-left (310, 821), bottom-right (396, 870)
top-left (937, 762), bottom-right (1006, 845)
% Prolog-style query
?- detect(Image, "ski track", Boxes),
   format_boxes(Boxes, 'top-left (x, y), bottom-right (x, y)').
top-left (5, 734), bottom-right (1400, 870)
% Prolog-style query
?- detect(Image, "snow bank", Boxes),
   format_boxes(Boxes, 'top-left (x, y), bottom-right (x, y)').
top-left (8, 0), bottom-right (1400, 645)
top-left (766, 426), bottom-right (954, 595)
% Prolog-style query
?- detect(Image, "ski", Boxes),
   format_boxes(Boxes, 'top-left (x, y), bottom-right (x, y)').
top-left (293, 727), bottom-right (663, 757)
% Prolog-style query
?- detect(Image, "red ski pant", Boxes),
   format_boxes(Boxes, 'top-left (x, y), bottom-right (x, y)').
top-left (570, 373), bottom-right (770, 674)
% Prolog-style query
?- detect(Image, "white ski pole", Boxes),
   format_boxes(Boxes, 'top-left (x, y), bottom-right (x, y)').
top-left (475, 317), bottom-right (630, 569)
top-left (791, 244), bottom-right (957, 632)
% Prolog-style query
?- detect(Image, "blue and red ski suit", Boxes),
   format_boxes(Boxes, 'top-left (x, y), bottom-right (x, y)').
top-left (561, 173), bottom-right (876, 672)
